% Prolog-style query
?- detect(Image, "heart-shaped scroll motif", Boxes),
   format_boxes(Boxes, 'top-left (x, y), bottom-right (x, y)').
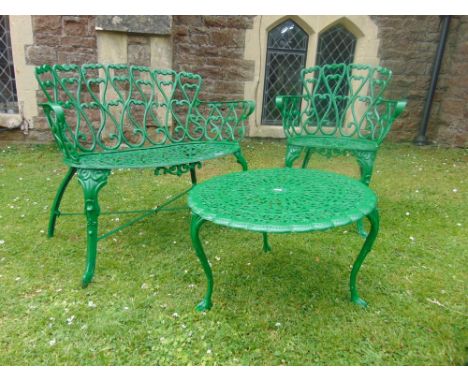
top-left (35, 64), bottom-right (56, 104)
top-left (54, 64), bottom-right (100, 152)
top-left (177, 72), bottom-right (202, 106)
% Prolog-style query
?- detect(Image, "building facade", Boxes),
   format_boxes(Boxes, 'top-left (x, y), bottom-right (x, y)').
top-left (1, 15), bottom-right (467, 147)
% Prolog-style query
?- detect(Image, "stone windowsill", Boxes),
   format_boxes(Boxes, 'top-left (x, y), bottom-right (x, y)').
top-left (0, 113), bottom-right (23, 129)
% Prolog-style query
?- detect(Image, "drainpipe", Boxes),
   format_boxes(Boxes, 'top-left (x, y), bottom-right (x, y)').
top-left (414, 15), bottom-right (451, 146)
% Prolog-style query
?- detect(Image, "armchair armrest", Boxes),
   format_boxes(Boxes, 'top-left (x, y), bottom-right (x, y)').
top-left (377, 98), bottom-right (407, 121)
top-left (275, 95), bottom-right (305, 136)
top-left (275, 95), bottom-right (305, 113)
top-left (374, 98), bottom-right (408, 143)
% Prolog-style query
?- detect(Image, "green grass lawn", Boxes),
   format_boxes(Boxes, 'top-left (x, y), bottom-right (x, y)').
top-left (0, 139), bottom-right (466, 365)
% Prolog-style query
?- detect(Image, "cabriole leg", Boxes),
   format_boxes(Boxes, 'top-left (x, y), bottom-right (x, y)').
top-left (233, 149), bottom-right (248, 171)
top-left (190, 214), bottom-right (213, 311)
top-left (77, 168), bottom-right (110, 288)
top-left (285, 145), bottom-right (303, 168)
top-left (350, 208), bottom-right (380, 308)
top-left (48, 167), bottom-right (77, 237)
top-left (355, 151), bottom-right (376, 237)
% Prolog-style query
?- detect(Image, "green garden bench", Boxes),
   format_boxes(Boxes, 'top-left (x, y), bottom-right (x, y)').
top-left (35, 63), bottom-right (255, 287)
top-left (276, 63), bottom-right (406, 235)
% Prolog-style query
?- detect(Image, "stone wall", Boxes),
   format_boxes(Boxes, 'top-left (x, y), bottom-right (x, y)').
top-left (172, 16), bottom-right (255, 101)
top-left (25, 16), bottom-right (98, 140)
top-left (432, 16), bottom-right (468, 147)
top-left (372, 15), bottom-right (467, 147)
top-left (4, 15), bottom-right (467, 146)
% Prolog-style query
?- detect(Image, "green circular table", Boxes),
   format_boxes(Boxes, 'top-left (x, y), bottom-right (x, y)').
top-left (188, 168), bottom-right (379, 311)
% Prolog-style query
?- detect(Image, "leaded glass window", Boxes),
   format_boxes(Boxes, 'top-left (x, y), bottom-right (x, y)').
top-left (0, 16), bottom-right (18, 114)
top-left (315, 25), bottom-right (357, 125)
top-left (262, 19), bottom-right (308, 125)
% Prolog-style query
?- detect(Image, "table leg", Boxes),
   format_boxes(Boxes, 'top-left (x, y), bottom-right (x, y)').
top-left (350, 208), bottom-right (380, 307)
top-left (262, 233), bottom-right (271, 252)
top-left (190, 214), bottom-right (213, 312)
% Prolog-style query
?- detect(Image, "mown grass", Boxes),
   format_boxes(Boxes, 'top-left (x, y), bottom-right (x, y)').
top-left (0, 139), bottom-right (466, 365)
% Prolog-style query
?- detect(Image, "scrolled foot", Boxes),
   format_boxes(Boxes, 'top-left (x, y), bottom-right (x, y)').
top-left (82, 271), bottom-right (93, 288)
top-left (195, 299), bottom-right (213, 312)
top-left (81, 269), bottom-right (94, 288)
top-left (351, 295), bottom-right (368, 308)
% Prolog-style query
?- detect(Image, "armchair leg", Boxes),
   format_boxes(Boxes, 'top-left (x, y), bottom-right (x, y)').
top-left (77, 169), bottom-right (110, 288)
top-left (190, 167), bottom-right (197, 185)
top-left (48, 167), bottom-right (77, 237)
top-left (285, 145), bottom-right (303, 168)
top-left (355, 151), bottom-right (377, 238)
top-left (234, 149), bottom-right (248, 171)
top-left (301, 148), bottom-right (312, 169)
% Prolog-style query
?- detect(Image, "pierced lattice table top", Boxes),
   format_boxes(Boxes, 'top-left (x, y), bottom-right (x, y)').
top-left (188, 168), bottom-right (377, 233)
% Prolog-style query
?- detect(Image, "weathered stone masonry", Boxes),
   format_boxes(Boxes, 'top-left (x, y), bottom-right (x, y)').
top-left (7, 15), bottom-right (468, 147)
top-left (372, 15), bottom-right (468, 147)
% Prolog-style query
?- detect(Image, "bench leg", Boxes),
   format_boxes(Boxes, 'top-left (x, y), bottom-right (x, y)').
top-left (234, 149), bottom-right (248, 171)
top-left (190, 214), bottom-right (213, 312)
top-left (355, 151), bottom-right (376, 238)
top-left (77, 169), bottom-right (110, 288)
top-left (350, 208), bottom-right (379, 308)
top-left (48, 167), bottom-right (77, 237)
top-left (285, 144), bottom-right (303, 168)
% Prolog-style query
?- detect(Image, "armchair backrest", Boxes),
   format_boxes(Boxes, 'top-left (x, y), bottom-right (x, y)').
top-left (286, 63), bottom-right (394, 142)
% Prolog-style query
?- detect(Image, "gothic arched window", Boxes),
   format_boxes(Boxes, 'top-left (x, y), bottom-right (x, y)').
top-left (0, 16), bottom-right (18, 113)
top-left (316, 24), bottom-right (356, 66)
top-left (315, 25), bottom-right (357, 125)
top-left (261, 19), bottom-right (308, 125)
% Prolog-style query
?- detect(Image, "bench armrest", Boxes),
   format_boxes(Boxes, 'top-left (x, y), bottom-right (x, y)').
top-left (39, 102), bottom-right (79, 162)
top-left (193, 99), bottom-right (256, 140)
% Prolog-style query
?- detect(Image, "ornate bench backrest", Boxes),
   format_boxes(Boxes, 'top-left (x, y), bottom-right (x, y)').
top-left (285, 63), bottom-right (394, 142)
top-left (36, 64), bottom-right (246, 155)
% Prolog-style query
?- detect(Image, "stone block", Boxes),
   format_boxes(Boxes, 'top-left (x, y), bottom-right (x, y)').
top-left (95, 16), bottom-right (172, 35)
top-left (60, 36), bottom-right (97, 49)
top-left (203, 16), bottom-right (254, 29)
top-left (128, 44), bottom-right (151, 66)
top-left (173, 15), bottom-right (203, 27)
top-left (32, 16), bottom-right (62, 33)
top-left (57, 48), bottom-right (97, 65)
top-left (63, 16), bottom-right (89, 36)
top-left (34, 33), bottom-right (61, 46)
top-left (25, 45), bottom-right (57, 65)
top-left (209, 29), bottom-right (245, 48)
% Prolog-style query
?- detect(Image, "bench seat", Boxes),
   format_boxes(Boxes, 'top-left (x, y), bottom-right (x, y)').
top-left (69, 141), bottom-right (241, 169)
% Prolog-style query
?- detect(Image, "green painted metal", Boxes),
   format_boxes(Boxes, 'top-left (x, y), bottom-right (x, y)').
top-left (48, 166), bottom-right (76, 237)
top-left (350, 208), bottom-right (380, 307)
top-left (276, 63), bottom-right (405, 237)
top-left (35, 63), bottom-right (255, 286)
top-left (188, 168), bottom-right (379, 311)
top-left (262, 232), bottom-right (271, 252)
